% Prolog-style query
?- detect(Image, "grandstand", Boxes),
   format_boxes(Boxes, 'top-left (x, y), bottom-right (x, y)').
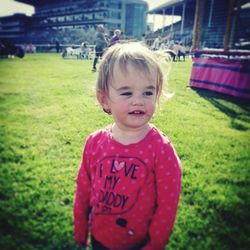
top-left (147, 0), bottom-right (250, 49)
top-left (0, 0), bottom-right (148, 44)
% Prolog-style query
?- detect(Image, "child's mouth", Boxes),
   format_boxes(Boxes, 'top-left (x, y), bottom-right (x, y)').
top-left (128, 110), bottom-right (145, 115)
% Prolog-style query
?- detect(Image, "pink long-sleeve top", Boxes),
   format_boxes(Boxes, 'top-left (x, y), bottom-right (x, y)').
top-left (74, 126), bottom-right (182, 250)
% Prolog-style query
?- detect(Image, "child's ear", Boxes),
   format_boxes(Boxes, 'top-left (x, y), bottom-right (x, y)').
top-left (96, 90), bottom-right (110, 111)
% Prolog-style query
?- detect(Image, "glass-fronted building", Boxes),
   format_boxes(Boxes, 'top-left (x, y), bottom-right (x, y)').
top-left (125, 0), bottom-right (148, 38)
top-left (6, 0), bottom-right (148, 41)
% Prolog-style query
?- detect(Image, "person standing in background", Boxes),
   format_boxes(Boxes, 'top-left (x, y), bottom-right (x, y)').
top-left (109, 29), bottom-right (121, 46)
top-left (151, 36), bottom-right (162, 50)
top-left (55, 40), bottom-right (60, 53)
top-left (92, 24), bottom-right (108, 71)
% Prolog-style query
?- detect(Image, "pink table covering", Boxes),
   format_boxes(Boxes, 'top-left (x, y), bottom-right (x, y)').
top-left (190, 57), bottom-right (250, 99)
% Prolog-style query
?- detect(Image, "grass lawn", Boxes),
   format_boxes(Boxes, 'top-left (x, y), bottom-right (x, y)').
top-left (0, 53), bottom-right (249, 250)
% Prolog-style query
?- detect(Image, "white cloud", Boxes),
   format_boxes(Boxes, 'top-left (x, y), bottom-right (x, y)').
top-left (0, 0), bottom-right (34, 17)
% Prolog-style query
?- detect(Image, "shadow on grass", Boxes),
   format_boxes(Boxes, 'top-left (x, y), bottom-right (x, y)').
top-left (209, 177), bottom-right (250, 249)
top-left (191, 87), bottom-right (250, 131)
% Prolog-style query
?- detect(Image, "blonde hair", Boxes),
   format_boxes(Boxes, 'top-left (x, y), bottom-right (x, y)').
top-left (96, 42), bottom-right (170, 100)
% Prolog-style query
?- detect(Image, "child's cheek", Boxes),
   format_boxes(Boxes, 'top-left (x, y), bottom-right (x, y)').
top-left (148, 104), bottom-right (156, 116)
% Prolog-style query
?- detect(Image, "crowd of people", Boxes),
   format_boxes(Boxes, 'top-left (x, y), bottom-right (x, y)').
top-left (16, 25), bottom-right (189, 65)
top-left (90, 25), bottom-right (189, 72)
top-left (14, 24), bottom-right (189, 70)
top-left (151, 35), bottom-right (187, 61)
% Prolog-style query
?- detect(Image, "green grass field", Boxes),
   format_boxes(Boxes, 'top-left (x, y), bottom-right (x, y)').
top-left (0, 53), bottom-right (249, 250)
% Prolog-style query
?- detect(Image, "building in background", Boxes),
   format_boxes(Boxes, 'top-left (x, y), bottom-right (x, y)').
top-left (0, 14), bottom-right (32, 41)
top-left (124, 0), bottom-right (148, 38)
top-left (0, 0), bottom-right (148, 44)
top-left (147, 0), bottom-right (250, 49)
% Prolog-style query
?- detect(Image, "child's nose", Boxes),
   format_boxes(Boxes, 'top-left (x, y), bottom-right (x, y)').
top-left (132, 94), bottom-right (144, 105)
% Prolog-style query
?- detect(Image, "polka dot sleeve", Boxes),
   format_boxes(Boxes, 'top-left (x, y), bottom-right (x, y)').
top-left (142, 141), bottom-right (182, 250)
top-left (73, 139), bottom-right (92, 246)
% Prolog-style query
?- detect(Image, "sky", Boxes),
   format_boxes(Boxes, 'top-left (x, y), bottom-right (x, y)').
top-left (0, 0), bottom-right (176, 31)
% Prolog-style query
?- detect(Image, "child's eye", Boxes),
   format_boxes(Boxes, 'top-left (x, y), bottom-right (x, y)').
top-left (120, 92), bottom-right (132, 96)
top-left (144, 91), bottom-right (154, 96)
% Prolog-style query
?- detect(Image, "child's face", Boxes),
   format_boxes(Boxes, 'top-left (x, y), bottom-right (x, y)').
top-left (106, 62), bottom-right (157, 131)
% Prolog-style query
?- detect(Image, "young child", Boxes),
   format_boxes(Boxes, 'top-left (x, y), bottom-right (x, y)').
top-left (74, 42), bottom-right (182, 250)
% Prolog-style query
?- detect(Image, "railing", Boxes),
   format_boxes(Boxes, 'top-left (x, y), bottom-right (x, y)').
top-left (192, 49), bottom-right (250, 60)
top-left (16, 44), bottom-right (95, 53)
